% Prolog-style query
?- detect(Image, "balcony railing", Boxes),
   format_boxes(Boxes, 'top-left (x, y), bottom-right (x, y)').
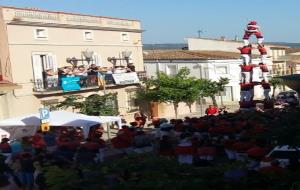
top-left (33, 71), bottom-right (147, 93)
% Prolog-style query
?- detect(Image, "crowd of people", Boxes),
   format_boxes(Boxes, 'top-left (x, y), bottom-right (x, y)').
top-left (41, 63), bottom-right (136, 89)
top-left (1, 107), bottom-right (299, 189)
top-left (0, 124), bottom-right (107, 190)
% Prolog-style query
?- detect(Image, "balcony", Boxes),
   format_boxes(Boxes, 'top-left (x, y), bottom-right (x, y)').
top-left (33, 71), bottom-right (147, 94)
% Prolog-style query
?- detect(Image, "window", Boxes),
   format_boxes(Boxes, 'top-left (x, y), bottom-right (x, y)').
top-left (121, 32), bottom-right (129, 42)
top-left (166, 65), bottom-right (177, 76)
top-left (34, 28), bottom-right (48, 40)
top-left (216, 66), bottom-right (228, 74)
top-left (84, 30), bottom-right (94, 41)
top-left (127, 90), bottom-right (139, 112)
top-left (32, 53), bottom-right (58, 90)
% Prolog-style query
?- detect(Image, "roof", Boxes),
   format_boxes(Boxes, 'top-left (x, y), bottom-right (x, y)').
top-left (286, 48), bottom-right (300, 54)
top-left (186, 37), bottom-right (290, 48)
top-left (0, 6), bottom-right (140, 22)
top-left (143, 50), bottom-right (257, 60)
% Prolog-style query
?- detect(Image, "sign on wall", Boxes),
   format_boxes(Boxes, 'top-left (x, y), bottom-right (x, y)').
top-left (39, 108), bottom-right (50, 123)
top-left (112, 72), bottom-right (140, 85)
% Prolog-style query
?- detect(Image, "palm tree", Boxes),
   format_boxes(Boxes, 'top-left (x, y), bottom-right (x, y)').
top-left (269, 77), bottom-right (283, 98)
top-left (217, 77), bottom-right (230, 106)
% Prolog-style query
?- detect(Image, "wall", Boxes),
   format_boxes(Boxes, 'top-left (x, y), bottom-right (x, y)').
top-left (0, 7), bottom-right (145, 120)
top-left (187, 38), bottom-right (284, 56)
top-left (0, 8), bottom-right (12, 81)
top-left (144, 58), bottom-right (273, 109)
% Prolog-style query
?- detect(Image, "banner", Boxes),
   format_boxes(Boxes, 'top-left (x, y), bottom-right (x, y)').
top-left (112, 72), bottom-right (139, 85)
top-left (61, 77), bottom-right (81, 91)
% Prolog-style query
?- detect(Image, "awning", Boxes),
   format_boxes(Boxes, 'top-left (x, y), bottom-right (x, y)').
top-left (0, 111), bottom-right (121, 140)
top-left (279, 74), bottom-right (300, 94)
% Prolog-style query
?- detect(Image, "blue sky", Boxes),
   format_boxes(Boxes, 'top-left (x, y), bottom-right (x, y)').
top-left (0, 0), bottom-right (299, 43)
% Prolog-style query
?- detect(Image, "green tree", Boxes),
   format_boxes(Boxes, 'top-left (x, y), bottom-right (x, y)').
top-left (200, 79), bottom-right (219, 107)
top-left (183, 78), bottom-right (203, 113)
top-left (138, 67), bottom-right (198, 118)
top-left (269, 77), bottom-right (283, 98)
top-left (54, 95), bottom-right (84, 112)
top-left (217, 77), bottom-right (230, 106)
top-left (54, 93), bottom-right (118, 116)
top-left (80, 93), bottom-right (119, 116)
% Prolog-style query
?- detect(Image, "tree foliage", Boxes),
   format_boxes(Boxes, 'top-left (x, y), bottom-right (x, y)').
top-left (138, 67), bottom-right (200, 118)
top-left (269, 77), bottom-right (283, 98)
top-left (80, 93), bottom-right (119, 116)
top-left (53, 93), bottom-right (118, 116)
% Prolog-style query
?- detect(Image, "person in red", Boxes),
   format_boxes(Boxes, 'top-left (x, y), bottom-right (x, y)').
top-left (134, 111), bottom-right (147, 128)
top-left (259, 62), bottom-right (269, 82)
top-left (243, 21), bottom-right (264, 45)
top-left (258, 44), bottom-right (268, 62)
top-left (31, 130), bottom-right (46, 154)
top-left (261, 80), bottom-right (271, 100)
top-left (81, 138), bottom-right (101, 152)
top-left (240, 64), bottom-right (254, 84)
top-left (259, 160), bottom-right (285, 175)
top-left (205, 105), bottom-right (218, 116)
top-left (111, 127), bottom-right (134, 153)
top-left (240, 82), bottom-right (254, 102)
top-left (238, 44), bottom-right (252, 65)
top-left (0, 138), bottom-right (11, 153)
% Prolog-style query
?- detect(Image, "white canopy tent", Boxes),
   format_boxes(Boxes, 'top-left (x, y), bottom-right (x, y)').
top-left (0, 128), bottom-right (10, 140)
top-left (0, 111), bottom-right (122, 140)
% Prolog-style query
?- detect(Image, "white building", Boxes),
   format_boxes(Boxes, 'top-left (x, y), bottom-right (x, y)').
top-left (144, 50), bottom-right (272, 118)
top-left (186, 37), bottom-right (288, 76)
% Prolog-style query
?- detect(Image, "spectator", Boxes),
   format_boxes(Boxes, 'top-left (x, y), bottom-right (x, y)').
top-left (0, 138), bottom-right (11, 154)
top-left (205, 105), bottom-right (218, 116)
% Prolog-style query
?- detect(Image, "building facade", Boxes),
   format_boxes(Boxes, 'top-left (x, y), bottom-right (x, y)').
top-left (144, 50), bottom-right (273, 118)
top-left (0, 6), bottom-right (145, 121)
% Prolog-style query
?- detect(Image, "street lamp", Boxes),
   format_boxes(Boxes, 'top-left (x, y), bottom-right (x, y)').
top-left (107, 50), bottom-right (132, 67)
top-left (66, 49), bottom-right (94, 67)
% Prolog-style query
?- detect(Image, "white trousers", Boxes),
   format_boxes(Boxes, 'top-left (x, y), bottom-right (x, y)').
top-left (262, 72), bottom-right (269, 82)
top-left (258, 38), bottom-right (264, 44)
top-left (261, 54), bottom-right (268, 63)
top-left (243, 39), bottom-right (250, 46)
top-left (241, 71), bottom-right (251, 83)
top-left (241, 54), bottom-right (251, 65)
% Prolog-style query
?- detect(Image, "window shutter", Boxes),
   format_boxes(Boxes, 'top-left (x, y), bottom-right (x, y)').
top-left (93, 53), bottom-right (100, 66)
top-left (32, 54), bottom-right (43, 89)
top-left (47, 54), bottom-right (58, 72)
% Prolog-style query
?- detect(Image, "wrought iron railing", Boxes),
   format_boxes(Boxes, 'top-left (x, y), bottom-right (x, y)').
top-left (33, 71), bottom-right (147, 92)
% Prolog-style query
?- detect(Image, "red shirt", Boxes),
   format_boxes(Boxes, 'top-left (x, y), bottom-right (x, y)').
top-left (240, 65), bottom-right (254, 72)
top-left (258, 46), bottom-right (267, 55)
top-left (238, 46), bottom-right (252, 54)
top-left (223, 139), bottom-right (236, 150)
top-left (259, 64), bottom-right (269, 72)
top-left (247, 146), bottom-right (267, 157)
top-left (259, 166), bottom-right (284, 175)
top-left (0, 142), bottom-right (11, 153)
top-left (206, 106), bottom-right (218, 115)
top-left (81, 141), bottom-right (100, 151)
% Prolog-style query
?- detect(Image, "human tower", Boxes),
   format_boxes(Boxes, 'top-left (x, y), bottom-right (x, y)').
top-left (238, 21), bottom-right (271, 109)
